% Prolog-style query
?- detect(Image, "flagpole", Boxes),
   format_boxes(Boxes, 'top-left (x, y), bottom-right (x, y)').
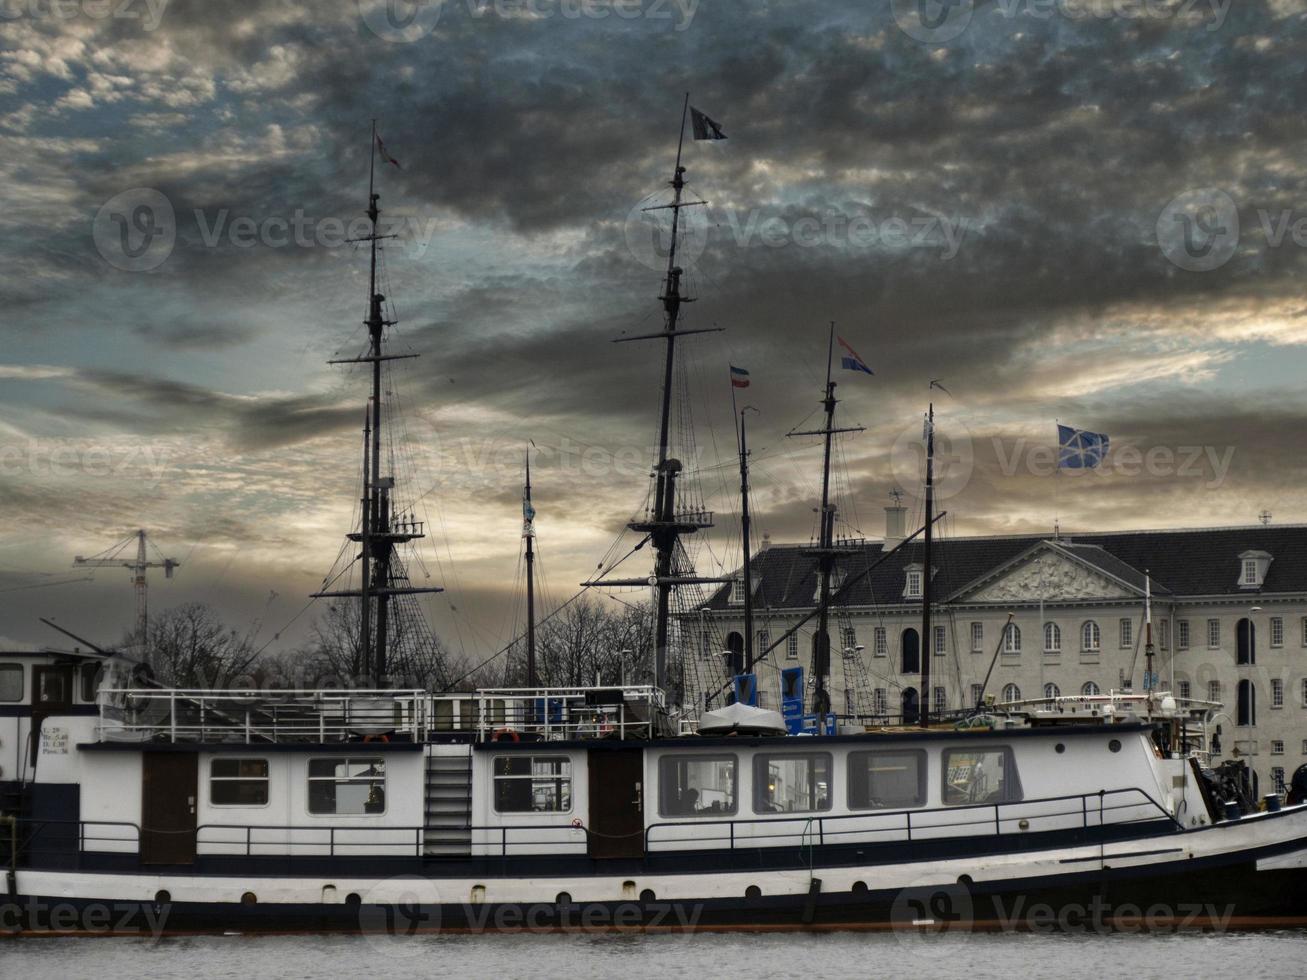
top-left (369, 118), bottom-right (376, 201)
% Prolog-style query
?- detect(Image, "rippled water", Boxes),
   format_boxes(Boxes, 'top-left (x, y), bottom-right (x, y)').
top-left (4, 930), bottom-right (1307, 979)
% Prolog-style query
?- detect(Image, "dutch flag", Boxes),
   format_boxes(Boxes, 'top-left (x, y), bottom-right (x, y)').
top-left (729, 365), bottom-right (750, 389)
top-left (837, 337), bottom-right (873, 375)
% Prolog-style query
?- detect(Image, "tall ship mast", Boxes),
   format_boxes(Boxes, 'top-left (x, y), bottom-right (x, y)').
top-left (311, 123), bottom-right (447, 688)
top-left (587, 96), bottom-right (728, 705)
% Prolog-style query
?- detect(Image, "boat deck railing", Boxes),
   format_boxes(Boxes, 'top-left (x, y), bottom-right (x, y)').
top-left (94, 684), bottom-right (665, 744)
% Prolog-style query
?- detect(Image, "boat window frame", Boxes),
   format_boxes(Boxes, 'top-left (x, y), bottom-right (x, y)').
top-left (208, 757), bottom-right (271, 808)
top-left (306, 756), bottom-right (388, 817)
top-left (0, 664), bottom-right (22, 703)
top-left (658, 753), bottom-right (739, 818)
top-left (941, 745), bottom-right (1023, 807)
top-left (847, 748), bottom-right (927, 811)
top-left (491, 754), bottom-right (573, 815)
top-left (752, 751), bottom-right (833, 815)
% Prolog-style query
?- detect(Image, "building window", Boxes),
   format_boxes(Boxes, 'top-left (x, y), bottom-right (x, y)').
top-left (1178, 620), bottom-right (1190, 650)
top-left (786, 634), bottom-right (799, 660)
top-left (1044, 682), bottom-right (1060, 699)
top-left (1159, 619), bottom-right (1169, 650)
top-left (729, 578), bottom-right (745, 604)
top-left (1209, 680), bottom-right (1222, 704)
top-left (0, 665), bottom-right (22, 702)
top-left (873, 688), bottom-right (887, 715)
top-left (1271, 617), bottom-right (1284, 648)
top-left (1178, 680), bottom-right (1191, 700)
top-left (934, 625), bottom-right (946, 655)
top-left (841, 627), bottom-right (857, 652)
top-left (1272, 679), bottom-right (1284, 708)
top-left (1242, 558), bottom-right (1259, 586)
top-left (874, 627), bottom-right (888, 657)
top-left (1236, 680), bottom-right (1256, 727)
top-left (933, 686), bottom-right (946, 715)
top-left (1081, 621), bottom-right (1101, 652)
top-left (1119, 618), bottom-right (1133, 649)
top-left (1302, 677), bottom-right (1307, 707)
top-left (1302, 739), bottom-right (1307, 755)
top-left (848, 750), bottom-right (925, 810)
top-left (308, 758), bottom-right (386, 816)
top-left (1207, 618), bottom-right (1221, 649)
top-left (1272, 767), bottom-right (1287, 795)
top-left (1003, 624), bottom-right (1021, 654)
top-left (905, 570), bottom-right (922, 598)
top-left (209, 759), bottom-right (269, 806)
top-left (1082, 681), bottom-right (1101, 696)
top-left (757, 630), bottom-right (770, 655)
top-left (844, 688), bottom-right (856, 714)
top-left (970, 622), bottom-right (983, 652)
top-left (660, 754), bottom-right (737, 817)
top-left (1001, 683), bottom-right (1021, 702)
top-left (1043, 622), bottom-right (1061, 653)
top-left (1272, 739), bottom-right (1285, 755)
top-left (1302, 616), bottom-right (1307, 647)
top-left (493, 756), bottom-right (572, 813)
top-left (942, 746), bottom-right (1022, 805)
top-left (970, 683), bottom-right (983, 707)
top-left (1237, 618), bottom-right (1255, 665)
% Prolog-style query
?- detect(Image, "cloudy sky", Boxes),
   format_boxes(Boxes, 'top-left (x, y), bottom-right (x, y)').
top-left (2, 0), bottom-right (1306, 659)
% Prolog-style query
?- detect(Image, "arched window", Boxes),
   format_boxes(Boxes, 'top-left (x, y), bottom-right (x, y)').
top-left (901, 687), bottom-right (920, 724)
top-left (1237, 679), bottom-right (1256, 727)
top-left (724, 632), bottom-right (744, 676)
top-left (1004, 623), bottom-right (1021, 654)
top-left (1082, 621), bottom-right (1101, 652)
top-left (1044, 622), bottom-right (1061, 653)
top-left (1082, 681), bottom-right (1101, 696)
top-left (1044, 682), bottom-right (1060, 699)
top-left (1237, 618), bottom-right (1255, 666)
top-left (1001, 683), bottom-right (1021, 702)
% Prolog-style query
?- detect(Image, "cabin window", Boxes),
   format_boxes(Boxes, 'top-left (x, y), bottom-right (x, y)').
top-left (307, 758), bottom-right (386, 816)
top-left (79, 663), bottom-right (100, 702)
top-left (210, 758), bottom-right (270, 806)
top-left (0, 665), bottom-right (22, 702)
top-left (848, 750), bottom-right (925, 810)
top-left (754, 753), bottom-right (831, 814)
top-left (659, 754), bottom-right (737, 817)
top-left (492, 756), bottom-right (571, 813)
top-left (942, 747), bottom-right (1021, 806)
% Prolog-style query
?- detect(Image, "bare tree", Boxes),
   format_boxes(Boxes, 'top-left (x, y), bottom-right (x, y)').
top-left (139, 602), bottom-right (259, 688)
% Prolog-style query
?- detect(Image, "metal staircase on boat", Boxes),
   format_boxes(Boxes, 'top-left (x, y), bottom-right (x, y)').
top-left (424, 748), bottom-right (472, 857)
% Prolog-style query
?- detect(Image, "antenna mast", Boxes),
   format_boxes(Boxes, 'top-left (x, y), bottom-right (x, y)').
top-left (524, 448), bottom-right (538, 688)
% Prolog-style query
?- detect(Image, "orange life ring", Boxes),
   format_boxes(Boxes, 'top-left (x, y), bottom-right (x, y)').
top-left (363, 733), bottom-right (390, 743)
top-left (492, 728), bottom-right (520, 742)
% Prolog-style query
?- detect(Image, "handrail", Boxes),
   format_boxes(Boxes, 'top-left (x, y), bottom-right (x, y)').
top-left (645, 786), bottom-right (1180, 850)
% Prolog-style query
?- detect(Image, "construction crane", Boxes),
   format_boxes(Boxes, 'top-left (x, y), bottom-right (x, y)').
top-left (74, 530), bottom-right (179, 647)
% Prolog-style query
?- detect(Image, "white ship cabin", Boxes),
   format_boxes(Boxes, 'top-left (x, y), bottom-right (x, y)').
top-left (0, 648), bottom-right (108, 793)
top-left (6, 670), bottom-right (1227, 873)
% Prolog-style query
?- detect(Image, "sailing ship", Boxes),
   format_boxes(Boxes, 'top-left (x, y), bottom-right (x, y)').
top-left (4, 109), bottom-right (1307, 936)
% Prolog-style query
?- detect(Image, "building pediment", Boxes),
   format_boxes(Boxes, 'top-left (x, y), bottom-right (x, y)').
top-left (957, 544), bottom-right (1138, 603)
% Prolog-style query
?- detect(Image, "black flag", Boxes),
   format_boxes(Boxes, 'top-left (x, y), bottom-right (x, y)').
top-left (690, 106), bottom-right (726, 140)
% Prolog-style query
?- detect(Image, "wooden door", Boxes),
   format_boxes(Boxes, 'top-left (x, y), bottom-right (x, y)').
top-left (141, 752), bottom-right (198, 865)
top-left (587, 749), bottom-right (644, 859)
top-left (30, 665), bottom-right (74, 770)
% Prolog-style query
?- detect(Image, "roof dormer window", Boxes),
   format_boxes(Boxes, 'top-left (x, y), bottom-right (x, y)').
top-left (729, 578), bottom-right (745, 604)
top-left (1238, 550), bottom-right (1272, 589)
top-left (904, 565), bottom-right (923, 599)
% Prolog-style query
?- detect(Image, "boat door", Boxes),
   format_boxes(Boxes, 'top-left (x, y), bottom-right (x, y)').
top-left (587, 748), bottom-right (644, 859)
top-left (141, 752), bottom-right (198, 865)
top-left (29, 664), bottom-right (74, 769)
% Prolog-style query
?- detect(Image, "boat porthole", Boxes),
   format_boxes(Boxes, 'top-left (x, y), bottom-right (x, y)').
top-left (745, 885), bottom-right (762, 900)
top-left (154, 889), bottom-right (171, 904)
top-left (640, 889), bottom-right (657, 903)
top-left (1054, 743), bottom-right (1065, 753)
top-left (851, 881), bottom-right (868, 895)
top-left (957, 875), bottom-right (973, 887)
top-left (1018, 819), bottom-right (1030, 830)
top-left (241, 891), bottom-right (257, 906)
top-left (1108, 739), bottom-right (1122, 753)
top-left (556, 892), bottom-right (573, 907)
top-left (345, 893), bottom-right (362, 907)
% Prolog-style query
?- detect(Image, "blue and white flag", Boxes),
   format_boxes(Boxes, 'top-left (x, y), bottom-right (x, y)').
top-left (1057, 424), bottom-right (1109, 469)
top-left (837, 336), bottom-right (873, 375)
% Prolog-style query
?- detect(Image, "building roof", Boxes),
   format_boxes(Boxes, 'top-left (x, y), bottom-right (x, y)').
top-left (702, 524), bottom-right (1307, 611)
